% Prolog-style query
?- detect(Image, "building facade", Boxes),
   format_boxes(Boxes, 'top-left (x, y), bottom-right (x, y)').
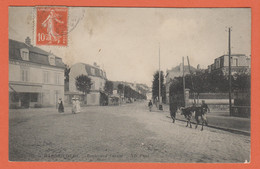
top-left (165, 64), bottom-right (197, 104)
top-left (66, 62), bottom-right (107, 106)
top-left (9, 38), bottom-right (65, 108)
top-left (207, 54), bottom-right (251, 75)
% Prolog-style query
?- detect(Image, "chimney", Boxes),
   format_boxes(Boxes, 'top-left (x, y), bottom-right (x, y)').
top-left (197, 64), bottom-right (200, 70)
top-left (25, 37), bottom-right (31, 45)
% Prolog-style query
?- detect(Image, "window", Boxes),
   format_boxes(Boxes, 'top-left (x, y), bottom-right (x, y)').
top-left (48, 55), bottom-right (56, 66)
top-left (234, 58), bottom-right (238, 66)
top-left (22, 51), bottom-right (29, 60)
top-left (91, 81), bottom-right (95, 90)
top-left (10, 92), bottom-right (19, 102)
top-left (21, 68), bottom-right (29, 82)
top-left (100, 82), bottom-right (103, 89)
top-left (30, 93), bottom-right (38, 102)
top-left (91, 68), bottom-right (95, 75)
top-left (216, 60), bottom-right (220, 69)
top-left (55, 73), bottom-right (61, 85)
top-left (43, 71), bottom-right (49, 83)
top-left (20, 48), bottom-right (29, 61)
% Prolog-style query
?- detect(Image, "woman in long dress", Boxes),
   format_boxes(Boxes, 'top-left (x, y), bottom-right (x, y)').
top-left (58, 98), bottom-right (64, 113)
top-left (75, 98), bottom-right (81, 113)
top-left (72, 98), bottom-right (76, 114)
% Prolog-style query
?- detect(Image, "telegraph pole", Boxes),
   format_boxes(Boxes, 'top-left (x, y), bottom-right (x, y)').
top-left (158, 43), bottom-right (163, 110)
top-left (182, 57), bottom-right (185, 107)
top-left (228, 27), bottom-right (232, 116)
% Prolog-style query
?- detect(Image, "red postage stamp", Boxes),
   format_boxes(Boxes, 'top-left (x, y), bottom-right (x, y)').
top-left (36, 7), bottom-right (68, 46)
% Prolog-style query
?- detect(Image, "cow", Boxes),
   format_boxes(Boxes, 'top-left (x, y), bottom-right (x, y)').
top-left (178, 107), bottom-right (194, 128)
top-left (178, 106), bottom-right (207, 131)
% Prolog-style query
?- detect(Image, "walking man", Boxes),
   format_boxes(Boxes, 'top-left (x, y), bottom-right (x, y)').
top-left (148, 100), bottom-right (153, 112)
top-left (201, 100), bottom-right (210, 126)
top-left (169, 96), bottom-right (177, 123)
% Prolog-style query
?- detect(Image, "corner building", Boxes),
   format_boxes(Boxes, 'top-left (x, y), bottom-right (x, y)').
top-left (9, 38), bottom-right (65, 108)
top-left (67, 62), bottom-right (107, 106)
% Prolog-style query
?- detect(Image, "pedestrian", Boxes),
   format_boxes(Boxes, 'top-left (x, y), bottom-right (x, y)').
top-left (148, 100), bottom-right (153, 112)
top-left (58, 98), bottom-right (64, 113)
top-left (72, 97), bottom-right (76, 114)
top-left (75, 98), bottom-right (81, 113)
top-left (201, 100), bottom-right (210, 126)
top-left (169, 96), bottom-right (177, 123)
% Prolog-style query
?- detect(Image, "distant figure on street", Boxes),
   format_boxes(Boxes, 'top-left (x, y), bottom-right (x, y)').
top-left (148, 100), bottom-right (153, 112)
top-left (169, 96), bottom-right (177, 123)
top-left (72, 97), bottom-right (76, 114)
top-left (58, 98), bottom-right (64, 113)
top-left (201, 100), bottom-right (210, 126)
top-left (75, 98), bottom-right (81, 113)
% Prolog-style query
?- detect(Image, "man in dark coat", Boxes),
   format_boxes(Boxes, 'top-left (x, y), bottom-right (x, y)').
top-left (169, 95), bottom-right (177, 123)
top-left (201, 100), bottom-right (210, 125)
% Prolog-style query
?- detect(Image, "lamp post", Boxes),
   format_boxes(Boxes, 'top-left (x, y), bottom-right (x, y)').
top-left (228, 27), bottom-right (232, 116)
top-left (158, 43), bottom-right (163, 110)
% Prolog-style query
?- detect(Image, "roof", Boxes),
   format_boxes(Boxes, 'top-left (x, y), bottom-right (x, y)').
top-left (79, 63), bottom-right (107, 79)
top-left (165, 64), bottom-right (197, 81)
top-left (9, 39), bottom-right (65, 68)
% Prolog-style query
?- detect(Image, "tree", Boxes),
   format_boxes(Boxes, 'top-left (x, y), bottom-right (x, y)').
top-left (232, 72), bottom-right (251, 92)
top-left (104, 80), bottom-right (114, 95)
top-left (117, 84), bottom-right (124, 95)
top-left (152, 71), bottom-right (166, 103)
top-left (75, 74), bottom-right (92, 96)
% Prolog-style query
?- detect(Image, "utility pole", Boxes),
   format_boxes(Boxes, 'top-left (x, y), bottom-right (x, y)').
top-left (182, 57), bottom-right (185, 107)
top-left (158, 43), bottom-right (163, 110)
top-left (228, 27), bottom-right (232, 116)
top-left (187, 56), bottom-right (196, 104)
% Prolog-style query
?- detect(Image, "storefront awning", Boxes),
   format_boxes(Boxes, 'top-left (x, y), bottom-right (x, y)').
top-left (9, 84), bottom-right (42, 93)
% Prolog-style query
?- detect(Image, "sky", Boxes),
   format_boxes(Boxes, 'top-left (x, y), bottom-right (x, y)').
top-left (9, 7), bottom-right (251, 87)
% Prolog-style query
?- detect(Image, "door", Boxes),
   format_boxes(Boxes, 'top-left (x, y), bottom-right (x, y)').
top-left (21, 93), bottom-right (30, 108)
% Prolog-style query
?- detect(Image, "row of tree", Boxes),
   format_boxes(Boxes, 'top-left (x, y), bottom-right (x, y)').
top-left (74, 75), bottom-right (146, 101)
top-left (169, 70), bottom-right (251, 96)
top-left (152, 69), bottom-right (251, 104)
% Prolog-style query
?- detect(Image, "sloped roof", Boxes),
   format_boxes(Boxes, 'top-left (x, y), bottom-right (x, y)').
top-left (79, 63), bottom-right (107, 79)
top-left (166, 65), bottom-right (197, 80)
top-left (9, 39), bottom-right (65, 68)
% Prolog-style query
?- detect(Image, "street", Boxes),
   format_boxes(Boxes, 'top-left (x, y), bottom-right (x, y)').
top-left (9, 101), bottom-right (250, 163)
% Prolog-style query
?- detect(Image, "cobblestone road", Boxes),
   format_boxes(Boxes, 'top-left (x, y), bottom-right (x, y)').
top-left (9, 101), bottom-right (250, 162)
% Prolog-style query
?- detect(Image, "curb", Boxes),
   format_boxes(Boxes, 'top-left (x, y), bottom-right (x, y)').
top-left (166, 116), bottom-right (251, 136)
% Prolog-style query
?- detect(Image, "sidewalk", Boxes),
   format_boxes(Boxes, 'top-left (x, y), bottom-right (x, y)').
top-left (157, 104), bottom-right (250, 136)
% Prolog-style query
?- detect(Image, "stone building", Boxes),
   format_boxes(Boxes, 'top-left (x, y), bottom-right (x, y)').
top-left (66, 62), bottom-right (107, 105)
top-left (9, 38), bottom-right (65, 108)
top-left (207, 54), bottom-right (251, 75)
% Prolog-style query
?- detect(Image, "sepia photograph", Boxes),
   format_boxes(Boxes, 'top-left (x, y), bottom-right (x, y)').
top-left (8, 6), bottom-right (251, 163)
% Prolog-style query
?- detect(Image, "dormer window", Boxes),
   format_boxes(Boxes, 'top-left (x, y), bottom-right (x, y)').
top-left (20, 48), bottom-right (29, 61)
top-left (48, 55), bottom-right (56, 66)
top-left (91, 68), bottom-right (95, 75)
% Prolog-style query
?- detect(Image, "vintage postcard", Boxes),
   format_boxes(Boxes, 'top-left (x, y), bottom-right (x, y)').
top-left (2, 0), bottom-right (260, 169)
top-left (8, 6), bottom-right (251, 162)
